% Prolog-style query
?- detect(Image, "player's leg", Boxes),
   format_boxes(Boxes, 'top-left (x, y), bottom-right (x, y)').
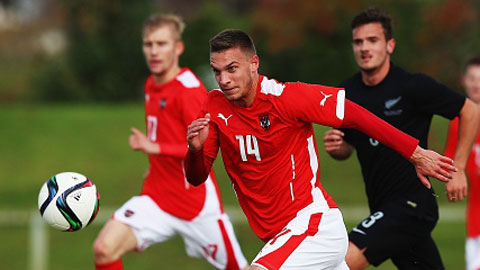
top-left (181, 213), bottom-right (249, 269)
top-left (466, 236), bottom-right (480, 270)
top-left (390, 234), bottom-right (443, 270)
top-left (93, 195), bottom-right (177, 270)
top-left (344, 241), bottom-right (369, 270)
top-left (178, 178), bottom-right (248, 269)
top-left (347, 199), bottom-right (441, 269)
top-left (251, 207), bottom-right (348, 270)
top-left (346, 209), bottom-right (394, 269)
top-left (93, 219), bottom-right (137, 268)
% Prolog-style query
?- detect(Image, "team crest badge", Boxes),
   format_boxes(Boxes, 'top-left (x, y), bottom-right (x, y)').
top-left (124, 209), bottom-right (135, 218)
top-left (259, 114), bottom-right (270, 130)
top-left (159, 98), bottom-right (167, 108)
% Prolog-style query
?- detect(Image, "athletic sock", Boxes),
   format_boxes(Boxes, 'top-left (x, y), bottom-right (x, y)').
top-left (95, 259), bottom-right (124, 270)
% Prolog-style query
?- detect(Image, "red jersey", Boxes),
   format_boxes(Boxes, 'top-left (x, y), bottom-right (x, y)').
top-left (444, 117), bottom-right (480, 237)
top-left (141, 68), bottom-right (221, 220)
top-left (188, 76), bottom-right (418, 242)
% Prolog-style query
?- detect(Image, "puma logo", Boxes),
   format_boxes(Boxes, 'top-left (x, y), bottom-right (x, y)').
top-left (217, 113), bottom-right (232, 126)
top-left (320, 91), bottom-right (332, 106)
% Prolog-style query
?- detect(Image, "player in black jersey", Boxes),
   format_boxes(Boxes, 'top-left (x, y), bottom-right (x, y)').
top-left (323, 8), bottom-right (480, 270)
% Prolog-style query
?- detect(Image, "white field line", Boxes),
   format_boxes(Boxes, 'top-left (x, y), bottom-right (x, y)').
top-left (0, 205), bottom-right (466, 227)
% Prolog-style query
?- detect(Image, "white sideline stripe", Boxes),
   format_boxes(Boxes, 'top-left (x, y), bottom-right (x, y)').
top-left (0, 205), bottom-right (466, 226)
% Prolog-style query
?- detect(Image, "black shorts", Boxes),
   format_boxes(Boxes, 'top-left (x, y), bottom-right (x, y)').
top-left (349, 198), bottom-right (444, 269)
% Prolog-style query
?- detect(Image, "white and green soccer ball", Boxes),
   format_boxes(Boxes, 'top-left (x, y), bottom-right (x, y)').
top-left (38, 172), bottom-right (100, 231)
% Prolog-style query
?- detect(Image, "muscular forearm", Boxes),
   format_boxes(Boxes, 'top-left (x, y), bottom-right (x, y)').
top-left (340, 99), bottom-right (419, 159)
top-left (184, 149), bottom-right (213, 186)
top-left (454, 99), bottom-right (480, 169)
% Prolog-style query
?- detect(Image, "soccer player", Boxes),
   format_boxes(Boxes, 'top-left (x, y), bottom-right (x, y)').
top-left (92, 14), bottom-right (248, 270)
top-left (185, 29), bottom-right (458, 270)
top-left (444, 55), bottom-right (480, 270)
top-left (323, 8), bottom-right (480, 270)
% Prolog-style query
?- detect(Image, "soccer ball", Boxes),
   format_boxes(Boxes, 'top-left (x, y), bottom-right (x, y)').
top-left (38, 172), bottom-right (100, 231)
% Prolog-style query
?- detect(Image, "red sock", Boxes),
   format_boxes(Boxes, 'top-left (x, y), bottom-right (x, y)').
top-left (95, 259), bottom-right (123, 270)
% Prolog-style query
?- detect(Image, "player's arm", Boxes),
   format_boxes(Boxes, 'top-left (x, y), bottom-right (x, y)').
top-left (444, 119), bottom-right (458, 159)
top-left (445, 98), bottom-right (480, 202)
top-left (185, 113), bottom-right (215, 186)
top-left (129, 127), bottom-right (160, 154)
top-left (341, 99), bottom-right (457, 188)
top-left (129, 127), bottom-right (187, 157)
top-left (323, 129), bottom-right (355, 160)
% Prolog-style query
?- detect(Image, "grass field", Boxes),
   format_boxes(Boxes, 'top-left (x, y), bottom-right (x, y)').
top-left (0, 103), bottom-right (466, 269)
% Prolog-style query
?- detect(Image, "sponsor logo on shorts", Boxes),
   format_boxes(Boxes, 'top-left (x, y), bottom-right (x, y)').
top-left (124, 209), bottom-right (135, 218)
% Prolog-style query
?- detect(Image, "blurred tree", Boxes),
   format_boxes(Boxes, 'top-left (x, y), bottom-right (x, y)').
top-left (35, 0), bottom-right (253, 100)
top-left (249, 0), bottom-right (361, 85)
top-left (414, 0), bottom-right (480, 90)
top-left (36, 0), bottom-right (153, 101)
top-left (247, 0), bottom-right (480, 90)
top-left (31, 0), bottom-right (480, 101)
top-left (181, 0), bottom-right (251, 90)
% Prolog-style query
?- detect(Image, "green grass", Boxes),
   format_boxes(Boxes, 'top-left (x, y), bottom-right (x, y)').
top-left (0, 103), bottom-right (466, 269)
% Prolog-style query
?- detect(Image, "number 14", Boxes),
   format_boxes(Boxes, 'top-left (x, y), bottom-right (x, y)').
top-left (235, 135), bottom-right (262, 161)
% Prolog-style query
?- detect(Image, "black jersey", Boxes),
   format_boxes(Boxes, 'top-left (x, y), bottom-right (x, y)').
top-left (341, 63), bottom-right (465, 211)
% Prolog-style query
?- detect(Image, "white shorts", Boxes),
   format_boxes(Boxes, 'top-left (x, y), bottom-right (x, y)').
top-left (113, 179), bottom-right (247, 270)
top-left (466, 235), bottom-right (480, 270)
top-left (252, 205), bottom-right (349, 270)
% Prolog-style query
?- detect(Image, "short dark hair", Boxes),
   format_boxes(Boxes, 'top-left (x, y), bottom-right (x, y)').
top-left (351, 7), bottom-right (393, 40)
top-left (209, 29), bottom-right (256, 56)
top-left (466, 55), bottom-right (480, 69)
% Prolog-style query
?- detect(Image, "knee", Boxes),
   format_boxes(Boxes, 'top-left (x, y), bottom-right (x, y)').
top-left (93, 237), bottom-right (117, 263)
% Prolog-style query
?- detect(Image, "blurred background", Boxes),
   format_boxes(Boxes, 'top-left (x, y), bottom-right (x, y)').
top-left (1, 0), bottom-right (479, 269)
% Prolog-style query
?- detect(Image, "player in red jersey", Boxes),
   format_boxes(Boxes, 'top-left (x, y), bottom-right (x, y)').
top-left (185, 29), bottom-right (457, 270)
top-left (92, 15), bottom-right (247, 270)
top-left (444, 55), bottom-right (480, 270)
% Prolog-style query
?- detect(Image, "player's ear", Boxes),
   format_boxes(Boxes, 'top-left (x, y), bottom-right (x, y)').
top-left (176, 41), bottom-right (185, 56)
top-left (250, 55), bottom-right (259, 73)
top-left (386, 38), bottom-right (395, 55)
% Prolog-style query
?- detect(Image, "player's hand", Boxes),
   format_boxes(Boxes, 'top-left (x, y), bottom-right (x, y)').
top-left (323, 129), bottom-right (354, 160)
top-left (323, 129), bottom-right (345, 152)
top-left (445, 169), bottom-right (468, 202)
top-left (187, 113), bottom-right (210, 152)
top-left (410, 146), bottom-right (457, 189)
top-left (129, 127), bottom-right (160, 155)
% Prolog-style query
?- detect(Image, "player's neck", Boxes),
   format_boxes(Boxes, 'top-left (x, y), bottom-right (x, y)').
top-left (361, 61), bottom-right (390, 87)
top-left (153, 66), bottom-right (181, 86)
top-left (233, 73), bottom-right (259, 108)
